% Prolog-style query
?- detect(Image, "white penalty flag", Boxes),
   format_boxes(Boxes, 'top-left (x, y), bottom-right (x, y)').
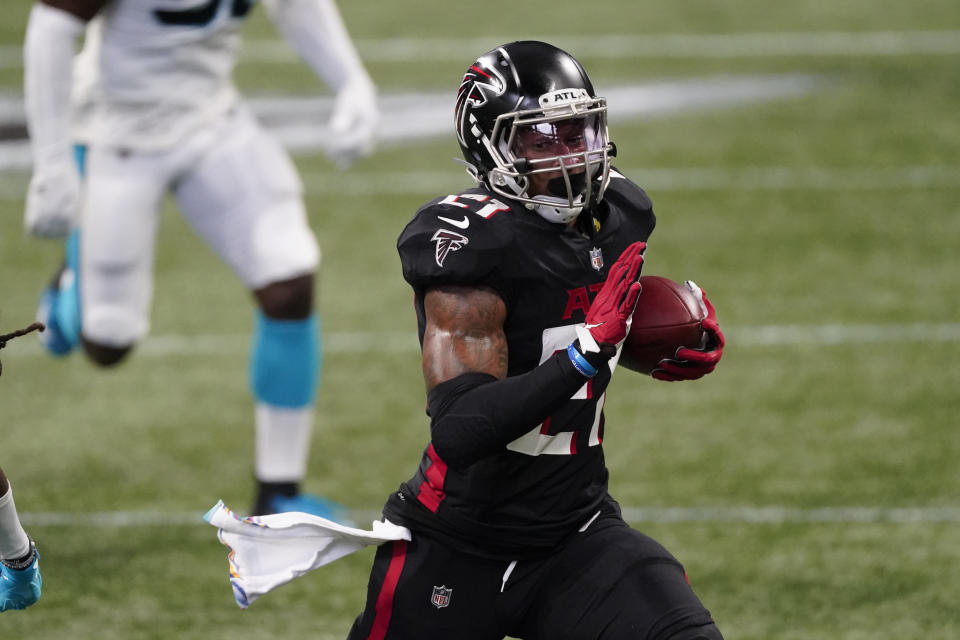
top-left (204, 500), bottom-right (410, 608)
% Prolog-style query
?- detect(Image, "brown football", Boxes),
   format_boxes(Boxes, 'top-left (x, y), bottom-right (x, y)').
top-left (619, 276), bottom-right (707, 375)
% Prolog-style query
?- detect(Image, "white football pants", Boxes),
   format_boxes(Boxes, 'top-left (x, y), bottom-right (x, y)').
top-left (78, 104), bottom-right (320, 346)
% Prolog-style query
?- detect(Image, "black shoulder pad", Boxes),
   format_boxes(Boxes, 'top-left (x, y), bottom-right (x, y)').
top-left (607, 167), bottom-right (654, 212)
top-left (602, 168), bottom-right (657, 239)
top-left (397, 188), bottom-right (518, 290)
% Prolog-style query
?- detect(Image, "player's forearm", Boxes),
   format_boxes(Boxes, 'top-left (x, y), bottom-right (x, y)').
top-left (427, 348), bottom-right (605, 469)
top-left (263, 0), bottom-right (371, 91)
top-left (24, 3), bottom-right (85, 164)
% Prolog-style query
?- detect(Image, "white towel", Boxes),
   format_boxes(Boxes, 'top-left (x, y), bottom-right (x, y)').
top-left (204, 500), bottom-right (411, 608)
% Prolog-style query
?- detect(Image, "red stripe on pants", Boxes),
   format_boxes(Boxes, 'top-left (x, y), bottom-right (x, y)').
top-left (368, 540), bottom-right (408, 640)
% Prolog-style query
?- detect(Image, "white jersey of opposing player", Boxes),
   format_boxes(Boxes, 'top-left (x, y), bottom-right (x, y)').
top-left (72, 0), bottom-right (250, 151)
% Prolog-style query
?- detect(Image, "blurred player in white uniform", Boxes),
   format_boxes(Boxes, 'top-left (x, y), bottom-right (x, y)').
top-left (23, 0), bottom-right (379, 517)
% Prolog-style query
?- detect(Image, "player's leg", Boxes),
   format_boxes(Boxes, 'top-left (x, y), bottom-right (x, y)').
top-left (76, 146), bottom-right (168, 366)
top-left (0, 466), bottom-right (42, 612)
top-left (347, 536), bottom-right (508, 640)
top-left (516, 511), bottom-right (723, 639)
top-left (173, 106), bottom-right (330, 517)
top-left (246, 273), bottom-right (341, 517)
top-left (38, 145), bottom-right (164, 365)
top-left (35, 145), bottom-right (86, 357)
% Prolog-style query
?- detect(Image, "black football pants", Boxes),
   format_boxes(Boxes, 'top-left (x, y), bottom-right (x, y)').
top-left (346, 511), bottom-right (722, 640)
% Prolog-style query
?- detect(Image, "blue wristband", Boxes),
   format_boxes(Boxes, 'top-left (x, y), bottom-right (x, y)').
top-left (566, 343), bottom-right (598, 378)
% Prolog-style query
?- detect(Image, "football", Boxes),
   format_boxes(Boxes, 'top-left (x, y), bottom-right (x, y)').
top-left (619, 276), bottom-right (707, 375)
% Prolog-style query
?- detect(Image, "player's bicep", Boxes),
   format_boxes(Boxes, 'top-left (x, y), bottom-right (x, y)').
top-left (422, 285), bottom-right (507, 391)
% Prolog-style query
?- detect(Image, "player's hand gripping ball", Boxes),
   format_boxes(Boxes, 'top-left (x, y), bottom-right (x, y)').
top-left (620, 277), bottom-right (724, 379)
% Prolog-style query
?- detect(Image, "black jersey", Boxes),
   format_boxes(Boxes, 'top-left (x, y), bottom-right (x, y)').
top-left (384, 170), bottom-right (656, 560)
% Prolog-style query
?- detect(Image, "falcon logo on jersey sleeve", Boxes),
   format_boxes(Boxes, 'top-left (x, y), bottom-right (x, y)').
top-left (431, 229), bottom-right (469, 267)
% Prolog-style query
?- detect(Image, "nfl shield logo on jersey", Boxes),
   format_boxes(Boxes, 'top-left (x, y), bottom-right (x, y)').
top-left (589, 247), bottom-right (603, 271)
top-left (431, 585), bottom-right (453, 609)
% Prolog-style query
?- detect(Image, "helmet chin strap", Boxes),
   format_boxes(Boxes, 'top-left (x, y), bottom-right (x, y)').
top-left (487, 167), bottom-right (592, 224)
top-left (530, 172), bottom-right (588, 224)
top-left (530, 195), bottom-right (584, 224)
top-left (547, 172), bottom-right (587, 198)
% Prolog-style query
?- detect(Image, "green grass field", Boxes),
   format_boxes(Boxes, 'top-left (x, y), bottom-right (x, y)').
top-left (1, 1), bottom-right (959, 638)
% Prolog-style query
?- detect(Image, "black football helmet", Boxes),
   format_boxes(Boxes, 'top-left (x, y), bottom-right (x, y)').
top-left (455, 41), bottom-right (613, 224)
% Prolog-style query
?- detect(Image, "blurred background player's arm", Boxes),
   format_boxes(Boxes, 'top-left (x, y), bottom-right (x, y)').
top-left (262, 0), bottom-right (379, 167)
top-left (22, 0), bottom-right (105, 237)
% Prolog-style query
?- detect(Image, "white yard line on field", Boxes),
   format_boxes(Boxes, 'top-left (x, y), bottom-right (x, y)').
top-left (287, 31), bottom-right (960, 61)
top-left (3, 30), bottom-right (957, 69)
top-left (1, 73), bottom-right (827, 166)
top-left (289, 165), bottom-right (960, 195)
top-left (20, 505), bottom-right (960, 527)
top-left (0, 30), bottom-right (960, 69)
top-left (4, 323), bottom-right (960, 359)
top-left (130, 323), bottom-right (960, 354)
top-left (2, 165), bottom-right (959, 198)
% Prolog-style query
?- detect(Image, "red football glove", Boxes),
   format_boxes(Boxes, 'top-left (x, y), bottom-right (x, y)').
top-left (652, 281), bottom-right (725, 382)
top-left (583, 242), bottom-right (646, 346)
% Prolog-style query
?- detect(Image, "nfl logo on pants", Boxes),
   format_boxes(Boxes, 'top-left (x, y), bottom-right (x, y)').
top-left (431, 585), bottom-right (453, 609)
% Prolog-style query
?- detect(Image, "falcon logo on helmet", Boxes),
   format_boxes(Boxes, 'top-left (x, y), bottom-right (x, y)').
top-left (455, 60), bottom-right (506, 148)
top-left (431, 229), bottom-right (469, 267)
top-left (452, 41), bottom-right (615, 226)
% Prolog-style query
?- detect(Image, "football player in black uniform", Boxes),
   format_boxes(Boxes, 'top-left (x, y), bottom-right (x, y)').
top-left (348, 41), bottom-right (726, 640)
